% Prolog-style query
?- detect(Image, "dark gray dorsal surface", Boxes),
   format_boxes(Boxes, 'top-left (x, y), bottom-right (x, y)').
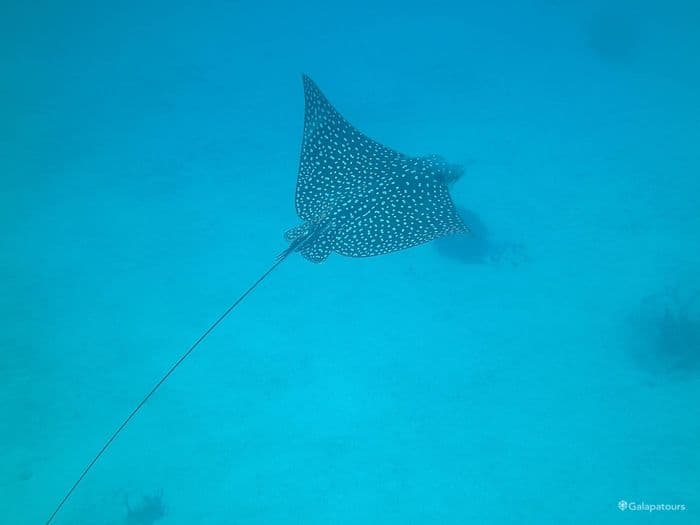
top-left (44, 75), bottom-right (471, 525)
top-left (286, 75), bottom-right (468, 263)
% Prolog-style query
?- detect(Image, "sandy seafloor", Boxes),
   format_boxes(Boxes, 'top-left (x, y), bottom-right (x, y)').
top-left (2, 1), bottom-right (699, 524)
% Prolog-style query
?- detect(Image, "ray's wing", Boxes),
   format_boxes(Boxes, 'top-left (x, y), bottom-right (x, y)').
top-left (331, 155), bottom-right (467, 258)
top-left (295, 75), bottom-right (406, 222)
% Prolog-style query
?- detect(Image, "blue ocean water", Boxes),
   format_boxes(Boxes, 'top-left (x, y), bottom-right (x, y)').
top-left (2, 1), bottom-right (699, 523)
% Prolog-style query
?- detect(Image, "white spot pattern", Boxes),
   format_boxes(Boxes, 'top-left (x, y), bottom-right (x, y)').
top-left (287, 75), bottom-right (468, 262)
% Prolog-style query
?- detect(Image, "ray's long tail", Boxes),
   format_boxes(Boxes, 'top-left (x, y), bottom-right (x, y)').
top-left (45, 251), bottom-right (291, 524)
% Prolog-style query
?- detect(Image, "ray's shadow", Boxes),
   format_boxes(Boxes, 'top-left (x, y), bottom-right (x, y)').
top-left (433, 207), bottom-right (527, 266)
top-left (583, 9), bottom-right (643, 66)
top-left (124, 490), bottom-right (166, 525)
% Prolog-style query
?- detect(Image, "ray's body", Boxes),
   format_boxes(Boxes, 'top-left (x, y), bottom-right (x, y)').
top-left (287, 75), bottom-right (467, 262)
top-left (45, 75), bottom-right (467, 524)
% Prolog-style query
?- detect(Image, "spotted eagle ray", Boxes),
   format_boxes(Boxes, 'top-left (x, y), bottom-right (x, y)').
top-left (46, 75), bottom-right (468, 524)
